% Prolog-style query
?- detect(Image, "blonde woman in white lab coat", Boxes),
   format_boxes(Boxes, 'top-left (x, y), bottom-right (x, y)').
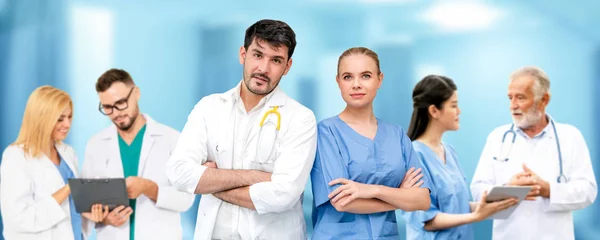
top-left (0, 86), bottom-right (106, 240)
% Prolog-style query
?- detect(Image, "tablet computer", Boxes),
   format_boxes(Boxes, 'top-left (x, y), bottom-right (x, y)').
top-left (68, 178), bottom-right (129, 213)
top-left (485, 186), bottom-right (532, 219)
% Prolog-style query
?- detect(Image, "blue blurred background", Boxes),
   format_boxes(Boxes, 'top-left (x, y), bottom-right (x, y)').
top-left (1, 0), bottom-right (599, 239)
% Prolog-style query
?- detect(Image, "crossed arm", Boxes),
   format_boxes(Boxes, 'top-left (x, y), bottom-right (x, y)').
top-left (165, 97), bottom-right (269, 209)
top-left (205, 118), bottom-right (318, 212)
top-left (200, 162), bottom-right (268, 210)
top-left (326, 168), bottom-right (431, 214)
top-left (209, 167), bottom-right (429, 213)
top-left (194, 164), bottom-right (271, 194)
top-left (166, 98), bottom-right (318, 213)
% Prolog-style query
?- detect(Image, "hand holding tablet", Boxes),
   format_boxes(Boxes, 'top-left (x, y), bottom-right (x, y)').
top-left (68, 178), bottom-right (130, 213)
top-left (484, 186), bottom-right (532, 219)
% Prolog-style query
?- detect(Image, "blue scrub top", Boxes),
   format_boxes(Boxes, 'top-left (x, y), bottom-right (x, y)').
top-left (403, 141), bottom-right (473, 240)
top-left (55, 155), bottom-right (83, 240)
top-left (310, 115), bottom-right (431, 240)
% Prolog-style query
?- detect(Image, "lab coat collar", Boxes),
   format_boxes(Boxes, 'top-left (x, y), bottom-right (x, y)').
top-left (95, 114), bottom-right (161, 177)
top-left (219, 80), bottom-right (290, 156)
top-left (54, 142), bottom-right (79, 177)
top-left (54, 142), bottom-right (69, 155)
top-left (220, 80), bottom-right (287, 107)
top-left (97, 114), bottom-right (164, 140)
top-left (13, 142), bottom-right (80, 177)
top-left (515, 114), bottom-right (557, 139)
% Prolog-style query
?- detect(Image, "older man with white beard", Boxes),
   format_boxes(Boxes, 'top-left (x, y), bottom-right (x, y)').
top-left (470, 66), bottom-right (597, 240)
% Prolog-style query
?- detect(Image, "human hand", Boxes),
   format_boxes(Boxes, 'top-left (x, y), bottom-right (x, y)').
top-left (400, 167), bottom-right (424, 188)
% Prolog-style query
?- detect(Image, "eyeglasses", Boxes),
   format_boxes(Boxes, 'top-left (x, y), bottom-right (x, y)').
top-left (98, 87), bottom-right (135, 115)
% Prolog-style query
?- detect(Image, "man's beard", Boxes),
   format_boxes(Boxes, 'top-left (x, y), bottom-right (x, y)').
top-left (512, 102), bottom-right (543, 129)
top-left (243, 69), bottom-right (281, 95)
top-left (114, 107), bottom-right (139, 131)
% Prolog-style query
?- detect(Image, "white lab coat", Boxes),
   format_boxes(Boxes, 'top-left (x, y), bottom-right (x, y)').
top-left (82, 114), bottom-right (195, 240)
top-left (166, 84), bottom-right (317, 240)
top-left (0, 143), bottom-right (80, 240)
top-left (471, 118), bottom-right (597, 240)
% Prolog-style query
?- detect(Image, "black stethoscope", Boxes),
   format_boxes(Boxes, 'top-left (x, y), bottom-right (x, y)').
top-left (493, 119), bottom-right (568, 183)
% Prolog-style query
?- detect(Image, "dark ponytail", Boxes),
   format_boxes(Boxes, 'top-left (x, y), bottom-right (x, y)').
top-left (407, 75), bottom-right (457, 141)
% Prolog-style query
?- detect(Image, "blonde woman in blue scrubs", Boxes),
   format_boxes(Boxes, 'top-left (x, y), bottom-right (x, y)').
top-left (310, 47), bottom-right (431, 240)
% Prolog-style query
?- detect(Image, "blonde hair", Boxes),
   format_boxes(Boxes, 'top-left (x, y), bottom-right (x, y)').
top-left (13, 85), bottom-right (73, 158)
top-left (337, 47), bottom-right (381, 75)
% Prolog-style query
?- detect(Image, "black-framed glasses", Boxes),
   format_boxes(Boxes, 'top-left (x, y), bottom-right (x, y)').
top-left (98, 87), bottom-right (135, 115)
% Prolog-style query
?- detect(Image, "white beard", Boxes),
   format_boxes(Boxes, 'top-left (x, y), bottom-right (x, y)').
top-left (512, 104), bottom-right (543, 129)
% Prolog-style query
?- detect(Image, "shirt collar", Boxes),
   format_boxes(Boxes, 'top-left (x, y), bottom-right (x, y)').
top-left (231, 80), bottom-right (277, 108)
top-left (515, 114), bottom-right (556, 139)
top-left (99, 113), bottom-right (163, 140)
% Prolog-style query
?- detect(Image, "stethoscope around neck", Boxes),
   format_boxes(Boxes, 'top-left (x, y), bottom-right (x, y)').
top-left (254, 106), bottom-right (281, 163)
top-left (493, 119), bottom-right (568, 183)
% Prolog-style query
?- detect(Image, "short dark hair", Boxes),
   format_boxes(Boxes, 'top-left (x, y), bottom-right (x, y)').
top-left (244, 19), bottom-right (297, 60)
top-left (96, 68), bottom-right (135, 92)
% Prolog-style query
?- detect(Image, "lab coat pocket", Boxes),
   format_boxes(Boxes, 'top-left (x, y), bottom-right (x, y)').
top-left (215, 141), bottom-right (234, 170)
top-left (250, 135), bottom-right (279, 172)
top-left (216, 145), bottom-right (228, 161)
top-left (254, 122), bottom-right (279, 164)
top-left (250, 153), bottom-right (276, 172)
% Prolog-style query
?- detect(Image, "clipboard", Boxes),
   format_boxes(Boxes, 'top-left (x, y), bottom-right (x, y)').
top-left (485, 186), bottom-right (532, 219)
top-left (68, 178), bottom-right (129, 213)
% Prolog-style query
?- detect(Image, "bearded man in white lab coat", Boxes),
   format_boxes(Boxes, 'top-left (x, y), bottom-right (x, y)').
top-left (166, 19), bottom-right (317, 240)
top-left (470, 66), bottom-right (597, 240)
top-left (82, 69), bottom-right (195, 239)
